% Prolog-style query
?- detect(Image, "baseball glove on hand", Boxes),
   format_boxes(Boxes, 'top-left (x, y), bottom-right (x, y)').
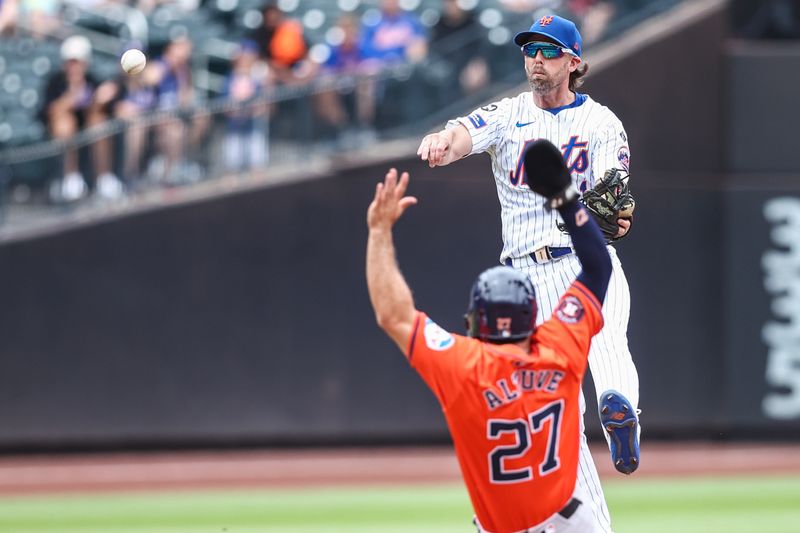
top-left (579, 168), bottom-right (635, 241)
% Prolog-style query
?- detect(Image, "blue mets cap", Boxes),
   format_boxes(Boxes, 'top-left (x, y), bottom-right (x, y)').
top-left (513, 14), bottom-right (583, 57)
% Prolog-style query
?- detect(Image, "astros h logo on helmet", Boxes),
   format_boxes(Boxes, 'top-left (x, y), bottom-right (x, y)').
top-left (496, 317), bottom-right (512, 337)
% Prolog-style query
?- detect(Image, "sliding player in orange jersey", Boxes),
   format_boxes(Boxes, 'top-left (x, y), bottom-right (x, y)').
top-left (366, 140), bottom-right (615, 532)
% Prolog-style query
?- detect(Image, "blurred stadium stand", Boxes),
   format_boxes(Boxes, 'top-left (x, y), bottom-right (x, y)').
top-left (0, 0), bottom-right (679, 232)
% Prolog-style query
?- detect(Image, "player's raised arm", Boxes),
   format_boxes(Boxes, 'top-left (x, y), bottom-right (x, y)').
top-left (366, 169), bottom-right (419, 351)
top-left (525, 140), bottom-right (612, 302)
top-left (417, 124), bottom-right (473, 168)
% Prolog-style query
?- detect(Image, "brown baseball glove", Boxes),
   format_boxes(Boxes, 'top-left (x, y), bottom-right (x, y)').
top-left (579, 168), bottom-right (635, 242)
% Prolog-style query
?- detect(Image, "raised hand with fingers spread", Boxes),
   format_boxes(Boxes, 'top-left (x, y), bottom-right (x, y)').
top-left (367, 168), bottom-right (418, 231)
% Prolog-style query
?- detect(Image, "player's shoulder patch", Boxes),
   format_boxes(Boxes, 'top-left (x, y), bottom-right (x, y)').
top-left (617, 145), bottom-right (630, 171)
top-left (423, 318), bottom-right (455, 351)
top-left (467, 113), bottom-right (487, 129)
top-left (555, 295), bottom-right (585, 324)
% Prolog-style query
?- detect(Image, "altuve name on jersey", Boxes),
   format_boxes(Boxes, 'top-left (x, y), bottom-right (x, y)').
top-left (483, 368), bottom-right (566, 410)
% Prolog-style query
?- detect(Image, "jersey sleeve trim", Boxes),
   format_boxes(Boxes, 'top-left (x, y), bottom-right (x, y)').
top-left (406, 311), bottom-right (423, 361)
top-left (450, 117), bottom-right (477, 133)
top-left (572, 280), bottom-right (603, 315)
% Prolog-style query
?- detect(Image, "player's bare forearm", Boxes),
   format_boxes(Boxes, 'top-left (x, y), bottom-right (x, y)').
top-left (367, 228), bottom-right (416, 351)
top-left (417, 124), bottom-right (472, 168)
top-left (366, 169), bottom-right (419, 352)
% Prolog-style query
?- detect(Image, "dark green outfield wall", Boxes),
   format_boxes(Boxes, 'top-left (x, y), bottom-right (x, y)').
top-left (1, 3), bottom-right (798, 449)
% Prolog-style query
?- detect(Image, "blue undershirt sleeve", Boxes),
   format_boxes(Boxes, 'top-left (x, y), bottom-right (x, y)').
top-left (557, 200), bottom-right (613, 302)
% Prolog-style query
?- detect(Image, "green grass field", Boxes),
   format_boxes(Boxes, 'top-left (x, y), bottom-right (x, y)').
top-left (1, 476), bottom-right (799, 533)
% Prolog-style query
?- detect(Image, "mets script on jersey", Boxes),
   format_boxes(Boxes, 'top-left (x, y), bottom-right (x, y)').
top-left (449, 92), bottom-right (630, 262)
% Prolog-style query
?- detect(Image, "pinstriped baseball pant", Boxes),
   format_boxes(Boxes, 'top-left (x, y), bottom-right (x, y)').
top-left (508, 245), bottom-right (640, 533)
top-left (473, 483), bottom-right (606, 532)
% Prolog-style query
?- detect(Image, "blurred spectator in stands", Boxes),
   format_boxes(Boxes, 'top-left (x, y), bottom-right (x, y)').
top-left (249, 1), bottom-right (315, 85)
top-left (0, 0), bottom-right (19, 35)
top-left (136, 0), bottom-right (199, 15)
top-left (345, 0), bottom-right (427, 136)
top-left (22, 0), bottom-right (63, 39)
top-left (62, 0), bottom-right (113, 10)
top-left (432, 0), bottom-right (477, 42)
top-left (432, 0), bottom-right (489, 96)
top-left (498, 0), bottom-right (615, 44)
top-left (500, 0), bottom-right (564, 11)
top-left (313, 15), bottom-right (372, 140)
top-left (40, 36), bottom-right (124, 201)
top-left (325, 15), bottom-right (365, 75)
top-left (222, 40), bottom-right (271, 172)
top-left (148, 36), bottom-right (209, 184)
top-left (572, 0), bottom-right (614, 45)
top-left (112, 53), bottom-right (159, 186)
top-left (360, 0), bottom-right (427, 68)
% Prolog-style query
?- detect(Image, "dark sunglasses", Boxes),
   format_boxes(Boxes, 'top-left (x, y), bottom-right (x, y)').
top-left (521, 42), bottom-right (573, 59)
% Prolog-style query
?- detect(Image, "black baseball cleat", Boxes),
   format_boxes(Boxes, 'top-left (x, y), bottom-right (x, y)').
top-left (599, 390), bottom-right (640, 475)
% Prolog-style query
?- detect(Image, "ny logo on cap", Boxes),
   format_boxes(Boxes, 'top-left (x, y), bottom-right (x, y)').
top-left (539, 15), bottom-right (554, 26)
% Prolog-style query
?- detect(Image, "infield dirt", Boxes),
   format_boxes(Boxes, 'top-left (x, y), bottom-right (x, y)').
top-left (0, 442), bottom-right (797, 495)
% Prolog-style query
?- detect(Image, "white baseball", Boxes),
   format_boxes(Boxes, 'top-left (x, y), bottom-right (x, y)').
top-left (120, 49), bottom-right (146, 75)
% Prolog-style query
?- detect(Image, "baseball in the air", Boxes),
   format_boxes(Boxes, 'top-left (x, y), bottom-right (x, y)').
top-left (120, 49), bottom-right (146, 75)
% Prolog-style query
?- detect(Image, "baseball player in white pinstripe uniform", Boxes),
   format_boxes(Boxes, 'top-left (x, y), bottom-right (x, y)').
top-left (418, 14), bottom-right (640, 533)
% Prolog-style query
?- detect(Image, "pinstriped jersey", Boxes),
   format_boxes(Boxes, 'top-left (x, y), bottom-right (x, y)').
top-left (448, 92), bottom-right (630, 262)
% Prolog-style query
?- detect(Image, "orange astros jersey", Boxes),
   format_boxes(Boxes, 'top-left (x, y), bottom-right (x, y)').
top-left (406, 281), bottom-right (603, 533)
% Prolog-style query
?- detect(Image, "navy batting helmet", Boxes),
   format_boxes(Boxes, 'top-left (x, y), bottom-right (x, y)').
top-left (465, 266), bottom-right (537, 343)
